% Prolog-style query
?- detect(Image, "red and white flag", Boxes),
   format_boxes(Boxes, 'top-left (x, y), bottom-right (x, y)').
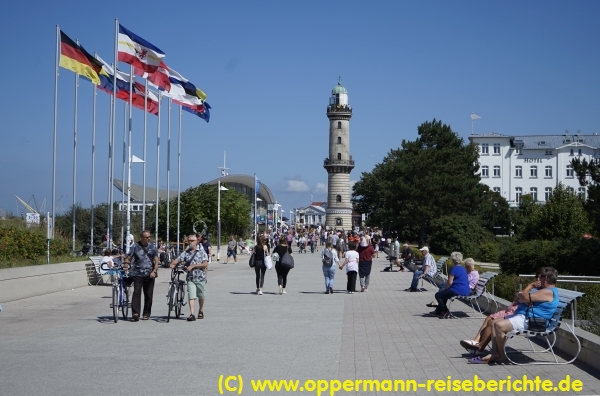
top-left (118, 24), bottom-right (165, 73)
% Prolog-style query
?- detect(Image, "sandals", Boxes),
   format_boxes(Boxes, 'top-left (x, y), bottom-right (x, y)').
top-left (468, 356), bottom-right (487, 364)
top-left (187, 314), bottom-right (196, 322)
top-left (197, 311), bottom-right (204, 319)
top-left (142, 315), bottom-right (149, 320)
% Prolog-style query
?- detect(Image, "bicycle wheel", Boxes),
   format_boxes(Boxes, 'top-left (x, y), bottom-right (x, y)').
top-left (112, 286), bottom-right (119, 323)
top-left (175, 283), bottom-right (183, 319)
top-left (121, 283), bottom-right (129, 320)
top-left (167, 284), bottom-right (174, 323)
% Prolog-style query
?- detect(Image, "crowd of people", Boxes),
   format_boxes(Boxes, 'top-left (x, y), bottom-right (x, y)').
top-left (101, 228), bottom-right (562, 366)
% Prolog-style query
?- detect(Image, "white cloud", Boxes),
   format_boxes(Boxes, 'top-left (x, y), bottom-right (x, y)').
top-left (313, 183), bottom-right (327, 194)
top-left (284, 180), bottom-right (310, 192)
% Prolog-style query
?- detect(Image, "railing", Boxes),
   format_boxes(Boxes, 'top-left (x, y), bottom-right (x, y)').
top-left (327, 105), bottom-right (352, 113)
top-left (519, 275), bottom-right (600, 323)
top-left (323, 158), bottom-right (355, 166)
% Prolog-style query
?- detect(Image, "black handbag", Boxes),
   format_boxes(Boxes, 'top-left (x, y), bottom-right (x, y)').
top-left (526, 292), bottom-right (547, 332)
top-left (280, 251), bottom-right (294, 269)
top-left (249, 253), bottom-right (255, 268)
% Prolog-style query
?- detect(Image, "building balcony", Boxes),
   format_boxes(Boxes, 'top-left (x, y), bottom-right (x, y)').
top-left (327, 104), bottom-right (352, 114)
top-left (323, 158), bottom-right (355, 166)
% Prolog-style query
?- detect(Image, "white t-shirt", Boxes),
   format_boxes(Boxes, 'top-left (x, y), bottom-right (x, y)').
top-left (344, 250), bottom-right (359, 272)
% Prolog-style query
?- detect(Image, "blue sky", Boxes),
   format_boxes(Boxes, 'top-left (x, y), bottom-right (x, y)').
top-left (1, 1), bottom-right (599, 219)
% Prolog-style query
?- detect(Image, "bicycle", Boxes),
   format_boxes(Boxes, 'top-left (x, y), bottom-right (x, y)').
top-left (166, 265), bottom-right (187, 322)
top-left (105, 264), bottom-right (131, 323)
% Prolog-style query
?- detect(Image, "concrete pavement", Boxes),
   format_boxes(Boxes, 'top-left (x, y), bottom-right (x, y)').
top-left (1, 249), bottom-right (599, 395)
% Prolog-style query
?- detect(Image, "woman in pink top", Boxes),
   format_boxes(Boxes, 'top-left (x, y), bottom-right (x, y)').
top-left (464, 258), bottom-right (480, 291)
top-left (339, 241), bottom-right (359, 294)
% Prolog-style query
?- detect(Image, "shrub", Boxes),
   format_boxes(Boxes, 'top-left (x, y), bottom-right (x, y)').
top-left (429, 215), bottom-right (494, 258)
top-left (498, 240), bottom-right (565, 275)
top-left (478, 242), bottom-right (499, 263)
top-left (0, 220), bottom-right (71, 266)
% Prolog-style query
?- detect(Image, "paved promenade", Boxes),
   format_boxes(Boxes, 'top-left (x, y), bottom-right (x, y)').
top-left (1, 250), bottom-right (599, 395)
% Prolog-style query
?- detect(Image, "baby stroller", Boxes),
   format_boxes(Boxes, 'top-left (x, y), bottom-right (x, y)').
top-left (298, 242), bottom-right (306, 254)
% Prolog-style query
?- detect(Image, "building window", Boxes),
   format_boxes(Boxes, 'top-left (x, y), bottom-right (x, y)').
top-left (566, 165), bottom-right (574, 177)
top-left (336, 195), bottom-right (341, 202)
top-left (530, 166), bottom-right (537, 178)
top-left (481, 144), bottom-right (489, 154)
top-left (336, 218), bottom-right (343, 226)
top-left (530, 187), bottom-right (538, 201)
top-left (481, 166), bottom-right (489, 177)
top-left (545, 166), bottom-right (552, 178)
top-left (515, 166), bottom-right (522, 177)
top-left (516, 187), bottom-right (522, 203)
top-left (493, 144), bottom-right (500, 154)
top-left (578, 187), bottom-right (586, 199)
top-left (337, 121), bottom-right (341, 129)
top-left (515, 145), bottom-right (522, 155)
top-left (545, 187), bottom-right (552, 201)
top-left (337, 136), bottom-right (341, 144)
top-left (545, 150), bottom-right (553, 155)
top-left (570, 149), bottom-right (574, 156)
top-left (337, 153), bottom-right (341, 160)
top-left (493, 187), bottom-right (500, 193)
top-left (579, 149), bottom-right (582, 156)
top-left (493, 166), bottom-right (500, 177)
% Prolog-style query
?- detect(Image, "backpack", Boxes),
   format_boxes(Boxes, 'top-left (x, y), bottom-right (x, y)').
top-left (322, 248), bottom-right (334, 266)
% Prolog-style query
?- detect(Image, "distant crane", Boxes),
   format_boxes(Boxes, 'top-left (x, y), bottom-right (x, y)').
top-left (15, 195), bottom-right (38, 215)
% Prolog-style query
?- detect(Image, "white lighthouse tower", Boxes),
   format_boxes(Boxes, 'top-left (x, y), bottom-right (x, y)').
top-left (324, 79), bottom-right (354, 229)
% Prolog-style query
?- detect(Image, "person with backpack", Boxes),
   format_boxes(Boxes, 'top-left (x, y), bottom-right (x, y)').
top-left (321, 241), bottom-right (339, 294)
top-left (357, 236), bottom-right (375, 292)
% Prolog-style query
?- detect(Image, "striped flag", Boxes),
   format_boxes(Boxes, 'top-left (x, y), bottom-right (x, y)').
top-left (59, 31), bottom-right (103, 85)
top-left (118, 24), bottom-right (165, 73)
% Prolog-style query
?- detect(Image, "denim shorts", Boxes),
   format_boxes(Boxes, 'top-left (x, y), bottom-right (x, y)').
top-left (227, 249), bottom-right (236, 258)
top-left (187, 280), bottom-right (206, 300)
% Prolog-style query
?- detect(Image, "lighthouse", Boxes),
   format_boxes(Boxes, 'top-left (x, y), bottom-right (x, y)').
top-left (324, 80), bottom-right (354, 229)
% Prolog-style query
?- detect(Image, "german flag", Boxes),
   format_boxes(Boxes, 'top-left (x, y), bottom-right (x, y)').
top-left (59, 31), bottom-right (102, 85)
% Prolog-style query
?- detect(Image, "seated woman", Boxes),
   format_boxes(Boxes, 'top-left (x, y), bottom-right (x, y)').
top-left (469, 267), bottom-right (559, 364)
top-left (100, 249), bottom-right (114, 271)
top-left (427, 252), bottom-right (470, 319)
top-left (460, 267), bottom-right (543, 355)
top-left (464, 258), bottom-right (480, 292)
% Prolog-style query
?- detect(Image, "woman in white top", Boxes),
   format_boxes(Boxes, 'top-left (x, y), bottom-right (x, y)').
top-left (339, 241), bottom-right (359, 293)
top-left (100, 249), bottom-right (114, 270)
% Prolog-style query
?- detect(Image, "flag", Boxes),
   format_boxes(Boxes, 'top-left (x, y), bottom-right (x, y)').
top-left (162, 65), bottom-right (206, 110)
top-left (59, 31), bottom-right (102, 85)
top-left (255, 174), bottom-right (260, 195)
top-left (118, 24), bottom-right (165, 73)
top-left (471, 113), bottom-right (482, 120)
top-left (134, 61), bottom-right (171, 91)
top-left (95, 55), bottom-right (159, 115)
top-left (181, 102), bottom-right (210, 123)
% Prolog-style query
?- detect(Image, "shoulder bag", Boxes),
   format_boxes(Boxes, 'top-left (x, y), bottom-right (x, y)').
top-left (526, 292), bottom-right (547, 332)
top-left (249, 252), bottom-right (256, 268)
top-left (264, 251), bottom-right (273, 270)
top-left (280, 251), bottom-right (294, 269)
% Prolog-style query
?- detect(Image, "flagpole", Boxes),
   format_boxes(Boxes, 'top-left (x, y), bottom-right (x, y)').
top-left (176, 105), bottom-right (182, 253)
top-left (107, 73), bottom-right (115, 250)
top-left (72, 40), bottom-right (80, 252)
top-left (254, 173), bottom-right (257, 244)
top-left (90, 68), bottom-right (97, 248)
top-left (166, 98), bottom-right (171, 250)
top-left (125, 64), bottom-right (133, 254)
top-left (121, 102), bottom-right (127, 250)
top-left (155, 92), bottom-right (161, 242)
top-left (110, 18), bottom-right (119, 248)
top-left (142, 79), bottom-right (148, 231)
top-left (52, 26), bottom-right (59, 240)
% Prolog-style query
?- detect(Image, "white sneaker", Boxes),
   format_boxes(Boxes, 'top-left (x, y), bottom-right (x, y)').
top-left (258, 290), bottom-right (263, 295)
top-left (279, 286), bottom-right (283, 295)
top-left (282, 289), bottom-right (286, 294)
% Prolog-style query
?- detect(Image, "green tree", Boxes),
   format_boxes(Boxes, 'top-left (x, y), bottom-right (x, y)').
top-left (352, 119), bottom-right (487, 245)
top-left (572, 157), bottom-right (600, 235)
top-left (429, 214), bottom-right (494, 258)
top-left (148, 183), bottom-right (251, 243)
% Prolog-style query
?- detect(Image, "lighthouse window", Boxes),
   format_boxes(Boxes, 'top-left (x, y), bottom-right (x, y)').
top-left (336, 195), bottom-right (342, 202)
top-left (337, 153), bottom-right (341, 160)
top-left (337, 121), bottom-right (341, 129)
top-left (337, 137), bottom-right (341, 144)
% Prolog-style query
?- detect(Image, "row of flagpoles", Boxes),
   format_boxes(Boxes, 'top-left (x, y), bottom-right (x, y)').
top-left (53, 19), bottom-right (211, 253)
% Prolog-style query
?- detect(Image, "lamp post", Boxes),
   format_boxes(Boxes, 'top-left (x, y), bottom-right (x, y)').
top-left (255, 197), bottom-right (263, 243)
top-left (217, 181), bottom-right (228, 261)
top-left (126, 154), bottom-right (145, 254)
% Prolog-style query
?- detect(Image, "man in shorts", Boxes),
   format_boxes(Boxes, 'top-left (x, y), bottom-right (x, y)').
top-left (225, 235), bottom-right (237, 264)
top-left (171, 234), bottom-right (208, 321)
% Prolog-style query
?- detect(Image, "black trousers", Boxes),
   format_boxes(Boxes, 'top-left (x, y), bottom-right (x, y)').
top-left (254, 262), bottom-right (266, 288)
top-left (346, 270), bottom-right (357, 292)
top-left (275, 263), bottom-right (290, 288)
top-left (131, 276), bottom-right (155, 317)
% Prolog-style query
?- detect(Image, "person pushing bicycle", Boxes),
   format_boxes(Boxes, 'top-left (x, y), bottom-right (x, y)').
top-left (170, 234), bottom-right (209, 322)
top-left (123, 230), bottom-right (159, 322)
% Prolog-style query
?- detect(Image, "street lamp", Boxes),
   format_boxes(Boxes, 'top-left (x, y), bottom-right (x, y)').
top-left (217, 181), bottom-right (228, 261)
top-left (126, 154), bottom-right (145, 254)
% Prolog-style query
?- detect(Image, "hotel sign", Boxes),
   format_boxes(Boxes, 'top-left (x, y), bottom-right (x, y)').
top-left (522, 158), bottom-right (543, 163)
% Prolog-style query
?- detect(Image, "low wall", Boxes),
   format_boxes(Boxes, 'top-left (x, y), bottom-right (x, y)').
top-left (406, 261), bottom-right (600, 371)
top-left (0, 261), bottom-right (93, 303)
